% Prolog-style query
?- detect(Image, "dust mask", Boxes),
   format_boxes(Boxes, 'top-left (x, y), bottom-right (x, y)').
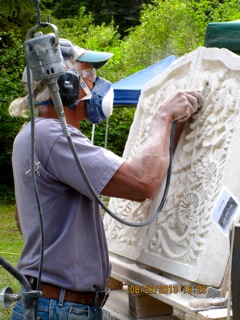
top-left (86, 76), bottom-right (114, 124)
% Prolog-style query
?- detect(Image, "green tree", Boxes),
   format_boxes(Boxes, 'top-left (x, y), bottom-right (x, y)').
top-left (80, 107), bottom-right (135, 156)
top-left (1, 0), bottom-right (240, 203)
top-left (0, 0), bottom-right (36, 36)
top-left (56, 7), bottom-right (121, 82)
top-left (98, 0), bottom-right (152, 37)
top-left (0, 29), bottom-right (27, 202)
top-left (111, 0), bottom-right (240, 78)
top-left (52, 0), bottom-right (151, 36)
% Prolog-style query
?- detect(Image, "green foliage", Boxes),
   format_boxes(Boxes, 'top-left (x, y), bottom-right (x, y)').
top-left (0, 115), bottom-right (25, 178)
top-left (53, 0), bottom-right (83, 19)
top-left (0, 185), bottom-right (16, 204)
top-left (111, 0), bottom-right (240, 77)
top-left (105, 107), bottom-right (136, 155)
top-left (1, 0), bottom-right (240, 203)
top-left (0, 113), bottom-right (26, 204)
top-left (51, 0), bottom-right (150, 36)
top-left (57, 8), bottom-right (120, 54)
top-left (0, 29), bottom-right (27, 203)
top-left (80, 107), bottom-right (136, 156)
top-left (0, 203), bottom-right (23, 318)
top-left (0, 0), bottom-right (37, 37)
top-left (0, 30), bottom-right (26, 104)
top-left (57, 8), bottom-right (122, 82)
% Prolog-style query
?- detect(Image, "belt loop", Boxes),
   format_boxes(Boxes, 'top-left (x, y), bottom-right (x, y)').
top-left (93, 291), bottom-right (99, 306)
top-left (58, 288), bottom-right (65, 307)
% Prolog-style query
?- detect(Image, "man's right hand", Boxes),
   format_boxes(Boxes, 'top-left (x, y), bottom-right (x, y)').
top-left (101, 89), bottom-right (204, 202)
top-left (156, 89), bottom-right (204, 123)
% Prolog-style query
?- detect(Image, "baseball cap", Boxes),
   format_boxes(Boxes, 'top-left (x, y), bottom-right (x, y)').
top-left (59, 39), bottom-right (113, 69)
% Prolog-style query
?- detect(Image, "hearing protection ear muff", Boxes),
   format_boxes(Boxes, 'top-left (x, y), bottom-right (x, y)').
top-left (57, 70), bottom-right (80, 106)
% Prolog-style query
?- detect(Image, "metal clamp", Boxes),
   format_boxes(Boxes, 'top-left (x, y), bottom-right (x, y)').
top-left (99, 289), bottom-right (110, 308)
top-left (0, 287), bottom-right (21, 308)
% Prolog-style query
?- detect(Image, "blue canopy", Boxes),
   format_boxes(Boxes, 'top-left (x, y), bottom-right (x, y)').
top-left (113, 55), bottom-right (178, 106)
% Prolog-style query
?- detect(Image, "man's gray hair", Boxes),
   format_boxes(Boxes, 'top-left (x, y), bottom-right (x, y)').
top-left (9, 55), bottom-right (77, 117)
top-left (9, 85), bottom-right (50, 117)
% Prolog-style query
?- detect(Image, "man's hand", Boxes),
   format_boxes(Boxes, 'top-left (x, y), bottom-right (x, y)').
top-left (101, 89), bottom-right (204, 202)
top-left (156, 89), bottom-right (204, 123)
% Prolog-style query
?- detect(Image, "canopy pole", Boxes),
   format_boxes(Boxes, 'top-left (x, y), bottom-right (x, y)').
top-left (91, 124), bottom-right (95, 144)
top-left (104, 119), bottom-right (109, 149)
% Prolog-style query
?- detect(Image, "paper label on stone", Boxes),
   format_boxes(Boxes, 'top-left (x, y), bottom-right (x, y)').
top-left (211, 186), bottom-right (240, 235)
top-left (104, 47), bottom-right (240, 287)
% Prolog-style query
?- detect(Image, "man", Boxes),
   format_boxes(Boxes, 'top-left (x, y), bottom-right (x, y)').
top-left (9, 39), bottom-right (203, 319)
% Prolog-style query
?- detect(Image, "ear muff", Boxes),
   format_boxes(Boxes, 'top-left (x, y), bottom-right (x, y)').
top-left (57, 70), bottom-right (80, 106)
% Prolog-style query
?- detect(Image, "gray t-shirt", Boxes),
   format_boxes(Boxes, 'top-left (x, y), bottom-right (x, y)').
top-left (12, 118), bottom-right (124, 292)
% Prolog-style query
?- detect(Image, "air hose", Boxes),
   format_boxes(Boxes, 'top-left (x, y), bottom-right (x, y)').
top-left (1, 2), bottom-right (176, 320)
top-left (65, 120), bottom-right (177, 227)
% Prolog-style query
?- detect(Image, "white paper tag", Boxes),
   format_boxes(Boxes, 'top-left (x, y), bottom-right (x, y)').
top-left (211, 186), bottom-right (240, 235)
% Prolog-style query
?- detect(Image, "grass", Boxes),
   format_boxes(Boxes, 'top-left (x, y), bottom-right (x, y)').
top-left (0, 198), bottom-right (110, 319)
top-left (0, 203), bottom-right (23, 319)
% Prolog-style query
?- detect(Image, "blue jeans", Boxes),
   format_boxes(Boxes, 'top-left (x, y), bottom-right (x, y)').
top-left (11, 292), bottom-right (103, 320)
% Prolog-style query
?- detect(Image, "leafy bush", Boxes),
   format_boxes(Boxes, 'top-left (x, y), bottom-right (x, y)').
top-left (0, 184), bottom-right (16, 204)
top-left (80, 107), bottom-right (136, 156)
top-left (56, 7), bottom-right (122, 82)
top-left (109, 0), bottom-right (240, 77)
top-left (1, 0), bottom-right (240, 203)
top-left (0, 30), bottom-right (27, 202)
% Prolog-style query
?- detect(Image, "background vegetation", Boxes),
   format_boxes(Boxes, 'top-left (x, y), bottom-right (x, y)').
top-left (0, 205), bottom-right (23, 318)
top-left (1, 0), bottom-right (240, 203)
top-left (0, 0), bottom-right (240, 318)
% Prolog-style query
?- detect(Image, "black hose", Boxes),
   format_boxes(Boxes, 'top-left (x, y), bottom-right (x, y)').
top-left (0, 256), bottom-right (41, 320)
top-left (66, 120), bottom-right (177, 227)
top-left (0, 256), bottom-right (30, 292)
top-left (25, 45), bottom-right (45, 294)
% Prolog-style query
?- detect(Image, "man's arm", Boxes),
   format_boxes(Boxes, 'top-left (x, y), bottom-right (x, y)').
top-left (101, 89), bottom-right (203, 202)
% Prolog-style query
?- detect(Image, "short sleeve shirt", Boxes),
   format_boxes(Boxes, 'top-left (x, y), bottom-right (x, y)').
top-left (12, 118), bottom-right (124, 292)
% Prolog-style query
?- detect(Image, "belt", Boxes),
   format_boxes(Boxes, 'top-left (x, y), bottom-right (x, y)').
top-left (25, 276), bottom-right (109, 308)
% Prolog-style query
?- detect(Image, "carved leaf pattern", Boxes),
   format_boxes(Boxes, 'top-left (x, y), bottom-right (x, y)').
top-left (104, 48), bottom-right (240, 285)
top-left (148, 83), bottom-right (239, 263)
top-left (105, 85), bottom-right (178, 247)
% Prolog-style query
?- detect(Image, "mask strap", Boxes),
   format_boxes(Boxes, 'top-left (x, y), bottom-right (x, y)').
top-left (68, 78), bottom-right (92, 109)
top-left (64, 59), bottom-right (78, 75)
top-left (80, 78), bottom-right (92, 97)
top-left (37, 100), bottom-right (54, 106)
top-left (64, 58), bottom-right (92, 109)
top-left (65, 58), bottom-right (92, 97)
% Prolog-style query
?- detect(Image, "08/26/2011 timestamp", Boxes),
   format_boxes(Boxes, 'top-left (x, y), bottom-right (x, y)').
top-left (129, 285), bottom-right (207, 295)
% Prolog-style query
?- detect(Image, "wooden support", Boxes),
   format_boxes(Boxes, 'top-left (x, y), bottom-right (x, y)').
top-left (128, 286), bottom-right (173, 319)
top-left (106, 277), bottom-right (123, 290)
top-left (220, 256), bottom-right (230, 298)
top-left (231, 224), bottom-right (240, 320)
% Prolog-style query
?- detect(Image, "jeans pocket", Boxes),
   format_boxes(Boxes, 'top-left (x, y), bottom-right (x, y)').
top-left (11, 302), bottom-right (25, 320)
top-left (68, 305), bottom-right (89, 320)
top-left (11, 305), bottom-right (46, 320)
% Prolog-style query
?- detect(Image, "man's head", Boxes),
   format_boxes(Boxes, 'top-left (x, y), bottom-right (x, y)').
top-left (9, 39), bottom-right (114, 124)
top-left (57, 39), bottom-right (114, 124)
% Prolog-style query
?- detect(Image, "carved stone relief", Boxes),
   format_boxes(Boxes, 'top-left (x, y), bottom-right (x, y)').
top-left (104, 47), bottom-right (240, 287)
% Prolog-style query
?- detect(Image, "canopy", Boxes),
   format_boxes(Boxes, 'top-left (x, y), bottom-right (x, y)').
top-left (205, 21), bottom-right (240, 55)
top-left (113, 55), bottom-right (178, 106)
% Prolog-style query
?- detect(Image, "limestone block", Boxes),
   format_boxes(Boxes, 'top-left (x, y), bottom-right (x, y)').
top-left (104, 47), bottom-right (240, 288)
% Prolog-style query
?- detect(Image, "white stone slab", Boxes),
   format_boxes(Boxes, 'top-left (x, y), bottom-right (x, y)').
top-left (104, 47), bottom-right (240, 288)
